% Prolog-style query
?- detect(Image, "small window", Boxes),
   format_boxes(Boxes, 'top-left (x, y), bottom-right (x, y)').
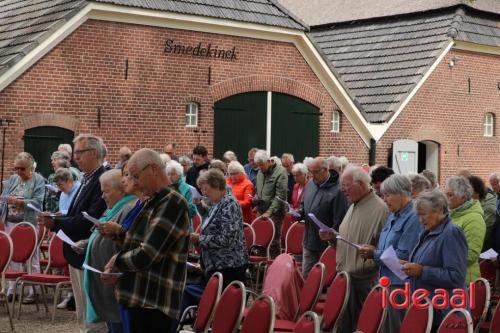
top-left (185, 102), bottom-right (198, 127)
top-left (331, 110), bottom-right (340, 133)
top-left (484, 113), bottom-right (494, 137)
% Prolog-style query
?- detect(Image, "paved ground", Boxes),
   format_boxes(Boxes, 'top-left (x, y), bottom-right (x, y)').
top-left (0, 299), bottom-right (79, 333)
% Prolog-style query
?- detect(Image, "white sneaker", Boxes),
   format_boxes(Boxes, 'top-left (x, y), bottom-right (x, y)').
top-left (56, 296), bottom-right (71, 309)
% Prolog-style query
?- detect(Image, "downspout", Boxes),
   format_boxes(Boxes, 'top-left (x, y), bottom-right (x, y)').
top-left (369, 138), bottom-right (376, 166)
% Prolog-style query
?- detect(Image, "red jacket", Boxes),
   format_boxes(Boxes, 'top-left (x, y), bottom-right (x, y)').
top-left (227, 174), bottom-right (255, 223)
top-left (291, 183), bottom-right (306, 210)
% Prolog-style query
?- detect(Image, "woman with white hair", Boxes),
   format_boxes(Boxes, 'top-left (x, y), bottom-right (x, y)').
top-left (290, 163), bottom-right (308, 209)
top-left (222, 151), bottom-right (238, 167)
top-left (226, 160), bottom-right (254, 223)
top-left (165, 160), bottom-right (197, 218)
top-left (445, 176), bottom-right (486, 283)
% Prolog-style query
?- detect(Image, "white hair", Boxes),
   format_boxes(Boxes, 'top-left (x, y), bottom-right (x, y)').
top-left (292, 163), bottom-right (308, 175)
top-left (446, 176), bottom-right (473, 201)
top-left (165, 160), bottom-right (183, 177)
top-left (159, 153), bottom-right (171, 165)
top-left (339, 156), bottom-right (349, 169)
top-left (343, 164), bottom-right (371, 185)
top-left (281, 153), bottom-right (294, 163)
top-left (327, 156), bottom-right (343, 170)
top-left (99, 169), bottom-right (124, 191)
top-left (254, 150), bottom-right (270, 163)
top-left (223, 151), bottom-right (238, 162)
top-left (303, 157), bottom-right (314, 168)
top-left (58, 143), bottom-right (72, 155)
top-left (227, 160), bottom-right (245, 174)
top-left (489, 172), bottom-right (500, 181)
top-left (271, 156), bottom-right (282, 166)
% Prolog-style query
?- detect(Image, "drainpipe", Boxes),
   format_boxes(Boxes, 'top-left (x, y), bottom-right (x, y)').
top-left (369, 138), bottom-right (376, 166)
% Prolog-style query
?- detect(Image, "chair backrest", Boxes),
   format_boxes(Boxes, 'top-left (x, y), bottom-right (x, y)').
top-left (46, 234), bottom-right (68, 271)
top-left (293, 311), bottom-right (320, 333)
top-left (479, 260), bottom-right (497, 287)
top-left (355, 285), bottom-right (386, 333)
top-left (240, 294), bottom-right (275, 333)
top-left (0, 223), bottom-right (5, 232)
top-left (281, 214), bottom-right (296, 244)
top-left (319, 246), bottom-right (336, 288)
top-left (194, 272), bottom-right (223, 332)
top-left (9, 222), bottom-right (37, 269)
top-left (0, 231), bottom-right (13, 275)
top-left (37, 224), bottom-right (46, 246)
top-left (210, 280), bottom-right (246, 333)
top-left (243, 223), bottom-right (255, 252)
top-left (437, 308), bottom-right (473, 333)
top-left (400, 301), bottom-right (433, 333)
top-left (321, 271), bottom-right (350, 332)
top-left (470, 277), bottom-right (490, 329)
top-left (284, 221), bottom-right (304, 256)
top-left (251, 217), bottom-right (275, 258)
top-left (297, 262), bottom-right (325, 319)
top-left (490, 301), bottom-right (500, 333)
top-left (192, 213), bottom-right (202, 232)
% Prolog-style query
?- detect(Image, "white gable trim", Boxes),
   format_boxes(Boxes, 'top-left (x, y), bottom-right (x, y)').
top-left (454, 40), bottom-right (500, 56)
top-left (0, 2), bottom-right (375, 146)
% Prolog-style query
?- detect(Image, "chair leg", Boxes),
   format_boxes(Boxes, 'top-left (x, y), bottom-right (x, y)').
top-left (52, 283), bottom-right (63, 323)
top-left (1, 293), bottom-right (14, 331)
top-left (39, 284), bottom-right (49, 313)
top-left (17, 282), bottom-right (24, 319)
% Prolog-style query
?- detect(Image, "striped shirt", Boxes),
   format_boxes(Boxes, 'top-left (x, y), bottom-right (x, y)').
top-left (115, 186), bottom-right (190, 319)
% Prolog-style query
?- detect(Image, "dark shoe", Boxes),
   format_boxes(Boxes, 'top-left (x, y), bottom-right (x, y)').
top-left (7, 294), bottom-right (13, 302)
top-left (66, 296), bottom-right (75, 311)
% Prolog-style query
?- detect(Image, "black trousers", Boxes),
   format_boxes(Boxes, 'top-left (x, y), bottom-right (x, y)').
top-left (128, 307), bottom-right (173, 333)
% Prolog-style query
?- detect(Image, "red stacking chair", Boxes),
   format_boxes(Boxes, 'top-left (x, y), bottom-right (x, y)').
top-left (280, 214), bottom-right (296, 249)
top-left (243, 223), bottom-right (255, 253)
top-left (319, 246), bottom-right (336, 288)
top-left (0, 223), bottom-right (5, 232)
top-left (400, 301), bottom-right (433, 333)
top-left (240, 294), bottom-right (275, 333)
top-left (478, 300), bottom-right (500, 333)
top-left (437, 308), bottom-right (473, 333)
top-left (274, 311), bottom-right (320, 333)
top-left (209, 280), bottom-right (246, 333)
top-left (0, 231), bottom-right (14, 330)
top-left (284, 222), bottom-right (304, 258)
top-left (249, 216), bottom-right (275, 289)
top-left (16, 234), bottom-right (71, 322)
top-left (177, 272), bottom-right (223, 333)
top-left (273, 262), bottom-right (325, 331)
top-left (470, 278), bottom-right (490, 330)
top-left (192, 213), bottom-right (202, 232)
top-left (315, 271), bottom-right (350, 332)
top-left (355, 285), bottom-right (387, 333)
top-left (479, 260), bottom-right (497, 295)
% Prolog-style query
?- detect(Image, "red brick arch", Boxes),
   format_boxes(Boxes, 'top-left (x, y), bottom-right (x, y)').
top-left (210, 75), bottom-right (327, 109)
top-left (21, 114), bottom-right (79, 132)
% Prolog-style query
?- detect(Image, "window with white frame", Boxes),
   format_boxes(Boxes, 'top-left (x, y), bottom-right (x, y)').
top-left (185, 102), bottom-right (198, 127)
top-left (331, 110), bottom-right (340, 133)
top-left (484, 113), bottom-right (494, 137)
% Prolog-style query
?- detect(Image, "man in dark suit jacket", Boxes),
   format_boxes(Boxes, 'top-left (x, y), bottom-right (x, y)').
top-left (40, 134), bottom-right (107, 333)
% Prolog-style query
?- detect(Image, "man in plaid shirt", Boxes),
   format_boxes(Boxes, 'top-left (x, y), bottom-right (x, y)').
top-left (103, 148), bottom-right (190, 332)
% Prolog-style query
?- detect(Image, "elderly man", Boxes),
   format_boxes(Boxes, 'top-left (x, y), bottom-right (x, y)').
top-left (281, 153), bottom-right (295, 203)
top-left (254, 149), bottom-right (288, 258)
top-left (164, 143), bottom-right (178, 161)
top-left (185, 145), bottom-right (209, 192)
top-left (301, 157), bottom-right (349, 277)
top-left (115, 146), bottom-right (132, 169)
top-left (244, 147), bottom-right (259, 186)
top-left (102, 148), bottom-right (190, 333)
top-left (40, 134), bottom-right (107, 333)
top-left (320, 165), bottom-right (389, 333)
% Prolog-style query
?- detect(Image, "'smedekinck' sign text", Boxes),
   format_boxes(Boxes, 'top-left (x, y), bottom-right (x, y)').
top-left (164, 39), bottom-right (238, 61)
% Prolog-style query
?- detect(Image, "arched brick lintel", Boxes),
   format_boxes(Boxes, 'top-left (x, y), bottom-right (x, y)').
top-left (21, 114), bottom-right (79, 132)
top-left (210, 75), bottom-right (327, 109)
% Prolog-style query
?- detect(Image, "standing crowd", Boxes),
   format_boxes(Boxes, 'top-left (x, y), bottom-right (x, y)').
top-left (1, 135), bottom-right (499, 333)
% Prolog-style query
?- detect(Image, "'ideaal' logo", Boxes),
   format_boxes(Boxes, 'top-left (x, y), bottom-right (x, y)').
top-left (164, 39), bottom-right (238, 61)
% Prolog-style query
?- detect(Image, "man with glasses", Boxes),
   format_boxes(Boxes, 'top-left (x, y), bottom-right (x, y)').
top-left (102, 148), bottom-right (190, 333)
top-left (39, 134), bottom-right (107, 333)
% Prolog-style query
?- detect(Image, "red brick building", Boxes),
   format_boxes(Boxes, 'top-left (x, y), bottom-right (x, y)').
top-left (0, 0), bottom-right (499, 183)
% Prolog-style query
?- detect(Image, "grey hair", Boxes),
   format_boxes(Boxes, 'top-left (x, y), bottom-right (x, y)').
top-left (408, 173), bottom-right (432, 194)
top-left (222, 151), bottom-right (238, 162)
top-left (99, 169), bottom-right (124, 191)
top-left (254, 150), bottom-right (270, 163)
top-left (132, 148), bottom-right (165, 170)
top-left (14, 152), bottom-right (35, 170)
top-left (344, 164), bottom-right (371, 185)
top-left (327, 156), bottom-right (343, 171)
top-left (51, 151), bottom-right (70, 161)
top-left (339, 156), bottom-right (349, 169)
top-left (165, 160), bottom-right (183, 177)
top-left (58, 143), bottom-right (72, 155)
top-left (489, 172), bottom-right (500, 181)
top-left (73, 134), bottom-right (105, 160)
top-left (55, 158), bottom-right (71, 169)
top-left (271, 156), bottom-right (282, 166)
top-left (281, 153), bottom-right (294, 163)
top-left (53, 168), bottom-right (73, 183)
top-left (178, 155), bottom-right (192, 166)
top-left (414, 189), bottom-right (448, 214)
top-left (292, 163), bottom-right (308, 175)
top-left (197, 168), bottom-right (226, 190)
top-left (159, 153), bottom-right (171, 165)
top-left (446, 176), bottom-right (473, 201)
top-left (227, 161), bottom-right (245, 174)
top-left (303, 157), bottom-right (314, 168)
top-left (381, 174), bottom-right (412, 197)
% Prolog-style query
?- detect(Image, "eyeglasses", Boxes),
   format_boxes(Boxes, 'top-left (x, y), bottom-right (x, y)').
top-left (14, 166), bottom-right (26, 171)
top-left (127, 164), bottom-right (151, 182)
top-left (309, 168), bottom-right (325, 174)
top-left (73, 148), bottom-right (95, 156)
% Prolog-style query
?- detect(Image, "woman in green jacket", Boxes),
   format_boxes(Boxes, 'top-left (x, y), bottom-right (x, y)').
top-left (446, 176), bottom-right (486, 283)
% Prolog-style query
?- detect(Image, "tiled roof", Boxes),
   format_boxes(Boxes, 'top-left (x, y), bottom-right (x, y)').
top-left (309, 7), bottom-right (500, 123)
top-left (0, 0), bottom-right (305, 78)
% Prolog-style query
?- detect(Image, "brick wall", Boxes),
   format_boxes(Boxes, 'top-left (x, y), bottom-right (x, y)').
top-left (0, 19), bottom-right (367, 173)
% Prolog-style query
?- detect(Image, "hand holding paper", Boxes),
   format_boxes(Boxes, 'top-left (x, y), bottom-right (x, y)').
top-left (188, 185), bottom-right (202, 200)
top-left (480, 248), bottom-right (498, 260)
top-left (336, 235), bottom-right (362, 249)
top-left (83, 263), bottom-right (122, 276)
top-left (380, 245), bottom-right (407, 280)
top-left (83, 211), bottom-right (101, 227)
top-left (308, 213), bottom-right (337, 234)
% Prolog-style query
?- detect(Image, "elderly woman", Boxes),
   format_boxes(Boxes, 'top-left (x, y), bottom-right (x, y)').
top-left (291, 163), bottom-right (308, 210)
top-left (222, 150), bottom-right (238, 167)
top-left (178, 155), bottom-right (192, 180)
top-left (166, 160), bottom-right (197, 218)
top-left (53, 168), bottom-right (81, 215)
top-left (76, 169), bottom-right (136, 332)
top-left (468, 175), bottom-right (497, 251)
top-left (0, 152), bottom-right (45, 302)
top-left (402, 189), bottom-right (467, 328)
top-left (445, 176), bottom-right (486, 283)
top-left (359, 174), bottom-right (422, 333)
top-left (408, 173), bottom-right (432, 199)
top-left (226, 161), bottom-right (254, 223)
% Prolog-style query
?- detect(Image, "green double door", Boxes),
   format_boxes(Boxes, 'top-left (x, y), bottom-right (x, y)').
top-left (24, 126), bottom-right (74, 178)
top-left (214, 92), bottom-right (319, 162)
